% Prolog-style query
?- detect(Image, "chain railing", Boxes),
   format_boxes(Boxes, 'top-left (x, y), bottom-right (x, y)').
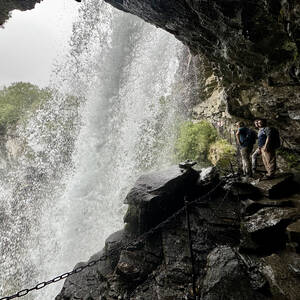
top-left (0, 179), bottom-right (224, 300)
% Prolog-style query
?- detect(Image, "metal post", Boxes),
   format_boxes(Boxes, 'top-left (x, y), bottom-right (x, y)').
top-left (184, 196), bottom-right (197, 300)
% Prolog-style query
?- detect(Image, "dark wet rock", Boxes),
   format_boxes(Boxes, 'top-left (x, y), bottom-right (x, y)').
top-left (105, 229), bottom-right (129, 270)
top-left (261, 254), bottom-right (300, 299)
top-left (252, 173), bottom-right (295, 198)
top-left (55, 250), bottom-right (106, 300)
top-left (124, 166), bottom-right (199, 234)
top-left (56, 169), bottom-right (300, 300)
top-left (104, 0), bottom-right (299, 83)
top-left (224, 180), bottom-right (260, 200)
top-left (241, 207), bottom-right (298, 252)
top-left (202, 246), bottom-right (268, 300)
top-left (179, 159), bottom-right (197, 170)
top-left (286, 219), bottom-right (300, 251)
top-left (124, 166), bottom-right (199, 206)
top-left (242, 198), bottom-right (295, 216)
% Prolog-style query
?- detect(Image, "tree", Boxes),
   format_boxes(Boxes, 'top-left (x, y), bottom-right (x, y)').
top-left (0, 82), bottom-right (51, 133)
top-left (175, 120), bottom-right (218, 162)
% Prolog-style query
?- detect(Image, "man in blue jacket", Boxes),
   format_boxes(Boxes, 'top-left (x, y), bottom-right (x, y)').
top-left (257, 119), bottom-right (277, 179)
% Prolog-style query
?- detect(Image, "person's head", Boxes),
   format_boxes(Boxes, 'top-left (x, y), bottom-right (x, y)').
top-left (254, 119), bottom-right (260, 128)
top-left (237, 121), bottom-right (245, 128)
top-left (257, 119), bottom-right (267, 128)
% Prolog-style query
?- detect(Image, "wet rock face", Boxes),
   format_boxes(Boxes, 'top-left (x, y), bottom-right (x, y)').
top-left (56, 168), bottom-right (300, 300)
top-left (0, 0), bottom-right (42, 25)
top-left (104, 0), bottom-right (299, 83)
top-left (104, 0), bottom-right (300, 152)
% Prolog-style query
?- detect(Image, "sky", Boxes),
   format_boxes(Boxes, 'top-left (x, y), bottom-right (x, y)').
top-left (0, 0), bottom-right (80, 88)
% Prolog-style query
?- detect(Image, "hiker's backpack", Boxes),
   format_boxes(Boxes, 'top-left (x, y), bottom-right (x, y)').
top-left (268, 127), bottom-right (281, 149)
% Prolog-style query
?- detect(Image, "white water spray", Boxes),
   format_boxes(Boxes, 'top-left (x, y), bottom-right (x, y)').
top-left (0, 1), bottom-right (186, 299)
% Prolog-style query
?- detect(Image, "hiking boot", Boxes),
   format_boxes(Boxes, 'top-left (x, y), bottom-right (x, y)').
top-left (259, 175), bottom-right (275, 181)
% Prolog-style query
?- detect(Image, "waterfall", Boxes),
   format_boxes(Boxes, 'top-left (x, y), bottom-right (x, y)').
top-left (0, 1), bottom-right (186, 299)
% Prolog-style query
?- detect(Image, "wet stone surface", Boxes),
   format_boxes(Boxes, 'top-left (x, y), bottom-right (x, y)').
top-left (56, 167), bottom-right (300, 300)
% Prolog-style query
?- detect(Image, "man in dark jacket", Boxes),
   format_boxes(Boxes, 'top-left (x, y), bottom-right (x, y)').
top-left (235, 121), bottom-right (255, 177)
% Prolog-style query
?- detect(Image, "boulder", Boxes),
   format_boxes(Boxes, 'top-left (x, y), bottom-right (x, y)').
top-left (241, 207), bottom-right (298, 252)
top-left (252, 173), bottom-right (295, 199)
top-left (104, 229), bottom-right (128, 270)
top-left (124, 166), bottom-right (199, 234)
top-left (241, 198), bottom-right (295, 216)
top-left (55, 250), bottom-right (107, 300)
top-left (286, 219), bottom-right (300, 252)
top-left (201, 246), bottom-right (268, 300)
top-left (261, 254), bottom-right (300, 299)
top-left (224, 180), bottom-right (260, 200)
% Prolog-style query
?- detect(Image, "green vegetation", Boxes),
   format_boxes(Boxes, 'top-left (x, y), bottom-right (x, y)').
top-left (175, 120), bottom-right (237, 169)
top-left (175, 120), bottom-right (218, 162)
top-left (208, 139), bottom-right (236, 169)
top-left (0, 82), bottom-right (52, 133)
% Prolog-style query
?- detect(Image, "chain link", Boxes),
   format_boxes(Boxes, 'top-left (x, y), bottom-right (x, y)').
top-left (0, 179), bottom-right (223, 300)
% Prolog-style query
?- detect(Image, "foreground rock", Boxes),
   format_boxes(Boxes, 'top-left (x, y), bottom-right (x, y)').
top-left (240, 207), bottom-right (298, 252)
top-left (56, 167), bottom-right (300, 300)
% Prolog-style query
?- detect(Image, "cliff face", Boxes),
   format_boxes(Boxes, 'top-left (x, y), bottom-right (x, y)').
top-left (0, 0), bottom-right (42, 25)
top-left (104, 0), bottom-right (300, 151)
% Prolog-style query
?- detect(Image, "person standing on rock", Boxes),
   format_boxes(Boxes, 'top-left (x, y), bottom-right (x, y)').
top-left (251, 119), bottom-right (261, 175)
top-left (235, 121), bottom-right (256, 177)
top-left (257, 119), bottom-right (278, 179)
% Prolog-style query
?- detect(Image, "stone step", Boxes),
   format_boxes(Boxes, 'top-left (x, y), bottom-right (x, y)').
top-left (251, 173), bottom-right (295, 198)
top-left (240, 207), bottom-right (298, 252)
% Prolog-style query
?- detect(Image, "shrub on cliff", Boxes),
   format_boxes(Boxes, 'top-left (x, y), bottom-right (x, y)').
top-left (208, 139), bottom-right (236, 169)
top-left (175, 120), bottom-right (218, 162)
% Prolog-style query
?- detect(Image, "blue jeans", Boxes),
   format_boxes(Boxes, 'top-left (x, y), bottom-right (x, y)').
top-left (251, 148), bottom-right (260, 171)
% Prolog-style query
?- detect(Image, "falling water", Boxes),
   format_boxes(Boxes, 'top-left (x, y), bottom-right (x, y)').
top-left (0, 0), bottom-right (187, 299)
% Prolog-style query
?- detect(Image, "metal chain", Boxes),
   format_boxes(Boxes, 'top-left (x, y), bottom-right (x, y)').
top-left (0, 258), bottom-right (104, 300)
top-left (0, 179), bottom-right (223, 300)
